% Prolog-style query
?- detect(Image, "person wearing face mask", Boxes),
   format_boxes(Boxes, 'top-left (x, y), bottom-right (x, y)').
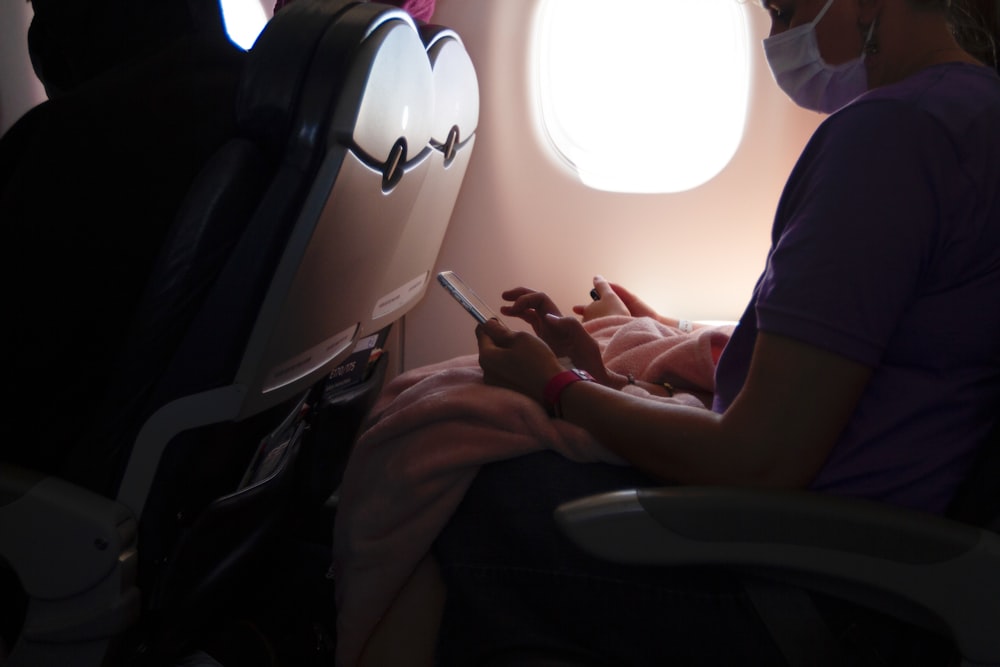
top-left (763, 0), bottom-right (878, 112)
top-left (332, 0), bottom-right (1000, 664)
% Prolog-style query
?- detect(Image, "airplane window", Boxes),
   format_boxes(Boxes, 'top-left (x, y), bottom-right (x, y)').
top-left (534, 0), bottom-right (751, 193)
top-left (220, 0), bottom-right (270, 50)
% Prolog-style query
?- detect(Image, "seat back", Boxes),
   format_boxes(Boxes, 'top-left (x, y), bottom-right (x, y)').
top-left (112, 0), bottom-right (443, 645)
top-left (367, 24), bottom-right (480, 330)
top-left (229, 1), bottom-right (438, 402)
top-left (110, 0), bottom-right (434, 520)
top-left (1, 1), bottom-right (476, 663)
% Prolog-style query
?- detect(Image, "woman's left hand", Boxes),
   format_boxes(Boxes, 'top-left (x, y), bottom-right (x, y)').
top-left (476, 319), bottom-right (565, 403)
top-left (498, 286), bottom-right (616, 385)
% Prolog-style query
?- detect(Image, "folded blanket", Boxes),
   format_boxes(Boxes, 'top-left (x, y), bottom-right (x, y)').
top-left (332, 316), bottom-right (733, 666)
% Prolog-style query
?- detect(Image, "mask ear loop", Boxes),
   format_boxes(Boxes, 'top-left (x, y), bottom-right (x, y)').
top-left (862, 18), bottom-right (879, 56)
top-left (810, 0), bottom-right (837, 27)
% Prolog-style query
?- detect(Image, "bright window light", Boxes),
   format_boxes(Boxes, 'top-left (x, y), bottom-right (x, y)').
top-left (535, 0), bottom-right (751, 193)
top-left (220, 0), bottom-right (269, 51)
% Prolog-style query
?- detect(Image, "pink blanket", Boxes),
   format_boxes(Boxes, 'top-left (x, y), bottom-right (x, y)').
top-left (332, 316), bottom-right (733, 666)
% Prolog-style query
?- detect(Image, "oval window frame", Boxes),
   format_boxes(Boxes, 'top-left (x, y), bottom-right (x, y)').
top-left (533, 0), bottom-right (753, 194)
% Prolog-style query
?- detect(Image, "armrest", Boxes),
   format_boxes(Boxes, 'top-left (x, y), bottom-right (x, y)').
top-left (554, 487), bottom-right (1000, 665)
top-left (0, 464), bottom-right (140, 648)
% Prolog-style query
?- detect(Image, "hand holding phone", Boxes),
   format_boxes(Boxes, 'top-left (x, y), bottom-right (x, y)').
top-left (437, 271), bottom-right (505, 326)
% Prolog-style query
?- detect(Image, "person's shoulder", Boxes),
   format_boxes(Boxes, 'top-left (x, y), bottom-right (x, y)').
top-left (811, 94), bottom-right (935, 155)
top-left (834, 64), bottom-right (1000, 133)
top-left (811, 64), bottom-right (996, 155)
top-left (865, 62), bottom-right (999, 101)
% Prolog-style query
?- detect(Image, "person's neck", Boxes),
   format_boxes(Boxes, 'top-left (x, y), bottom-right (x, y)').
top-left (905, 45), bottom-right (980, 73)
top-left (876, 28), bottom-right (981, 87)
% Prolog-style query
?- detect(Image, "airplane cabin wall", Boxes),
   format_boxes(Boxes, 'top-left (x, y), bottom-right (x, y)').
top-left (0, 0), bottom-right (844, 377)
top-left (401, 0), bottom-right (826, 370)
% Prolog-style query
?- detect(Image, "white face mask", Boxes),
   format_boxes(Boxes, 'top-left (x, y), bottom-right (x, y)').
top-left (763, 0), bottom-right (874, 113)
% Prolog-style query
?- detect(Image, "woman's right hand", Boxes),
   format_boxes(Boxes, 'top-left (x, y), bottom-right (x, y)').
top-left (499, 286), bottom-right (564, 333)
top-left (499, 286), bottom-right (615, 385)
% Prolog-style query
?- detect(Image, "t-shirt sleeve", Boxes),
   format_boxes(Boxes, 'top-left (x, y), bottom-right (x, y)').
top-left (756, 100), bottom-right (951, 367)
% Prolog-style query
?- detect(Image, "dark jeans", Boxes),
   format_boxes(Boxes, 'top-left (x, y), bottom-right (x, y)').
top-left (432, 452), bottom-right (954, 667)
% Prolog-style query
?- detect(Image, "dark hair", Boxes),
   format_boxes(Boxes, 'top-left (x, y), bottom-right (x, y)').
top-left (909, 0), bottom-right (1000, 68)
top-left (952, 0), bottom-right (999, 69)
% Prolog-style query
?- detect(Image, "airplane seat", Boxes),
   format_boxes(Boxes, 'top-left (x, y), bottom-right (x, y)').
top-left (302, 20), bottom-right (481, 507)
top-left (365, 22), bottom-right (480, 333)
top-left (553, 415), bottom-right (1000, 666)
top-left (0, 1), bottom-right (464, 664)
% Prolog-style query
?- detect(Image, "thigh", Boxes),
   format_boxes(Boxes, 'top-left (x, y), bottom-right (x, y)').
top-left (433, 451), bottom-right (787, 666)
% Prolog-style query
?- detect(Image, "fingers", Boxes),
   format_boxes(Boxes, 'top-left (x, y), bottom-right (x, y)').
top-left (476, 321), bottom-right (564, 399)
top-left (609, 281), bottom-right (639, 307)
top-left (571, 275), bottom-right (631, 321)
top-left (476, 317), bottom-right (511, 347)
top-left (497, 279), bottom-right (641, 323)
top-left (591, 275), bottom-right (614, 299)
top-left (499, 288), bottom-right (563, 338)
top-left (572, 276), bottom-right (611, 316)
top-left (607, 280), bottom-right (660, 320)
top-left (500, 286), bottom-right (536, 301)
top-left (501, 289), bottom-right (561, 317)
top-left (543, 312), bottom-right (583, 336)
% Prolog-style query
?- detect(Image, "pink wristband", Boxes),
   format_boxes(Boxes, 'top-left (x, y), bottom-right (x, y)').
top-left (543, 369), bottom-right (595, 417)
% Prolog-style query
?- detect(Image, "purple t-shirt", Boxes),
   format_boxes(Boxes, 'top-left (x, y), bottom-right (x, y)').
top-left (713, 63), bottom-right (1000, 514)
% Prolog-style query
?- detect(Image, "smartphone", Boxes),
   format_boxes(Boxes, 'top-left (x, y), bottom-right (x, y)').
top-left (437, 271), bottom-right (504, 325)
